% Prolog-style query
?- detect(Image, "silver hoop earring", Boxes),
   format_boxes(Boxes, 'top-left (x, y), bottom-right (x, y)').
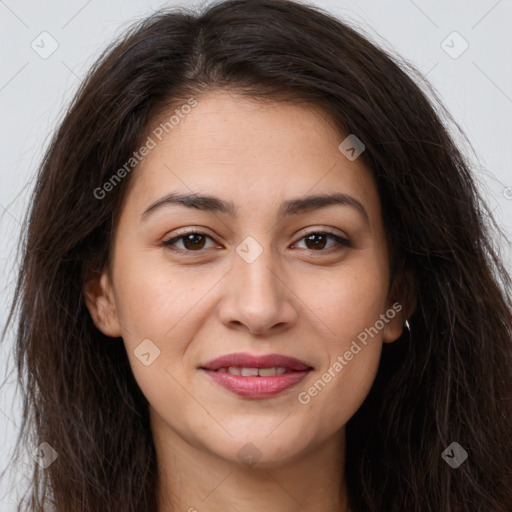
top-left (404, 319), bottom-right (411, 331)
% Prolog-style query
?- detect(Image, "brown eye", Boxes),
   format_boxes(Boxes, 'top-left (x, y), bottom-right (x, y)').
top-left (304, 233), bottom-right (329, 250)
top-left (162, 232), bottom-right (217, 252)
top-left (294, 232), bottom-right (350, 251)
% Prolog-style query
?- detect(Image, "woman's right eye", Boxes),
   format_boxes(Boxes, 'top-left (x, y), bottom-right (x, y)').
top-left (162, 232), bottom-right (219, 252)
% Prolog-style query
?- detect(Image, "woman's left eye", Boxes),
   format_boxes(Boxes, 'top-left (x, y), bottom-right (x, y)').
top-left (162, 231), bottom-right (350, 253)
top-left (293, 232), bottom-right (350, 251)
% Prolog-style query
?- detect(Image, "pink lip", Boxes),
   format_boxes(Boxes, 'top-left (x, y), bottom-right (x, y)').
top-left (201, 352), bottom-right (312, 371)
top-left (200, 352), bottom-right (313, 399)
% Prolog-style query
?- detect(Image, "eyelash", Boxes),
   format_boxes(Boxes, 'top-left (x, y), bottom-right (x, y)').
top-left (162, 230), bottom-right (351, 254)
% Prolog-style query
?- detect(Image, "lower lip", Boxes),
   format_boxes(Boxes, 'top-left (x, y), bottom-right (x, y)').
top-left (202, 369), bottom-right (311, 398)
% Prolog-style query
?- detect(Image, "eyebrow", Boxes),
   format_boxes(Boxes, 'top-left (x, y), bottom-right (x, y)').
top-left (141, 191), bottom-right (369, 223)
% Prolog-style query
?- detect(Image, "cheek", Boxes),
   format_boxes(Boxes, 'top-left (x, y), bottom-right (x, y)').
top-left (304, 255), bottom-right (389, 341)
top-left (110, 248), bottom-right (225, 392)
top-left (113, 267), bottom-right (201, 414)
top-left (111, 246), bottom-right (208, 341)
top-left (293, 257), bottom-right (388, 423)
top-left (296, 324), bottom-right (383, 442)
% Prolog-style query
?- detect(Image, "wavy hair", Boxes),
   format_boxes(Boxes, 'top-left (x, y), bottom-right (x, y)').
top-left (3, 0), bottom-right (512, 510)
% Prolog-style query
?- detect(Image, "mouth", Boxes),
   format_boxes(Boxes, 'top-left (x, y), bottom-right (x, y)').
top-left (199, 352), bottom-right (313, 399)
top-left (212, 366), bottom-right (293, 376)
top-left (200, 352), bottom-right (313, 372)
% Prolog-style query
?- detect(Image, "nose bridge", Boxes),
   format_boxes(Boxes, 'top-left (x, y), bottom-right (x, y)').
top-left (218, 235), bottom-right (297, 333)
top-left (237, 240), bottom-right (280, 298)
top-left (235, 235), bottom-right (283, 306)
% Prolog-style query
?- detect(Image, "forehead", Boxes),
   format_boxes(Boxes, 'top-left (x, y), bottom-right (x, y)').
top-left (124, 90), bottom-right (379, 221)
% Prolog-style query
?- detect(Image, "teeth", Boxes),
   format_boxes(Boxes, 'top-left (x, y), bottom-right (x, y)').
top-left (259, 367), bottom-right (287, 376)
top-left (216, 367), bottom-right (289, 376)
top-left (240, 367), bottom-right (259, 377)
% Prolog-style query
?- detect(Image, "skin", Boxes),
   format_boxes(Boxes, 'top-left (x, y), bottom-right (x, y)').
top-left (85, 89), bottom-right (409, 512)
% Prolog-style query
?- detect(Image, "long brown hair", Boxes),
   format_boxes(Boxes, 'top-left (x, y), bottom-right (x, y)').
top-left (3, 0), bottom-right (512, 510)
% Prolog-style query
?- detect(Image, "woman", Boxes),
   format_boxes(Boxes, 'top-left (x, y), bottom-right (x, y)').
top-left (4, 0), bottom-right (512, 510)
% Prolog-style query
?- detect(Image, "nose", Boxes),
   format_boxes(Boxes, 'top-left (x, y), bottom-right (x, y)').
top-left (216, 244), bottom-right (299, 335)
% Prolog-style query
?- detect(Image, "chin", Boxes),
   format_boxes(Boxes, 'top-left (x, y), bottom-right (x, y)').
top-left (206, 432), bottom-right (312, 469)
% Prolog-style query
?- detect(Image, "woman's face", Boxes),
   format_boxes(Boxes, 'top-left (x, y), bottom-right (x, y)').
top-left (86, 90), bottom-right (405, 468)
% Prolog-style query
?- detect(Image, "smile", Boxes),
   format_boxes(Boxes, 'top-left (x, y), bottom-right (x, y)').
top-left (200, 352), bottom-right (313, 399)
top-left (215, 366), bottom-right (289, 376)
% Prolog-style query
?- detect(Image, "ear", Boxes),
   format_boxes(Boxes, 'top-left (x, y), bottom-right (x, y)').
top-left (83, 269), bottom-right (122, 338)
top-left (383, 269), bottom-right (417, 344)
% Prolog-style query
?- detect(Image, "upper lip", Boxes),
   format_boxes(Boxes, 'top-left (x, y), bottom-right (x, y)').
top-left (200, 352), bottom-right (313, 371)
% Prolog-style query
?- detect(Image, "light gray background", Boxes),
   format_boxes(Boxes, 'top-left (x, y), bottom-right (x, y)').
top-left (1, 0), bottom-right (511, 509)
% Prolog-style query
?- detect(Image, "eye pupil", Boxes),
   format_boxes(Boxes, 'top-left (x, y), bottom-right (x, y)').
top-left (184, 233), bottom-right (206, 250)
top-left (305, 233), bottom-right (327, 250)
